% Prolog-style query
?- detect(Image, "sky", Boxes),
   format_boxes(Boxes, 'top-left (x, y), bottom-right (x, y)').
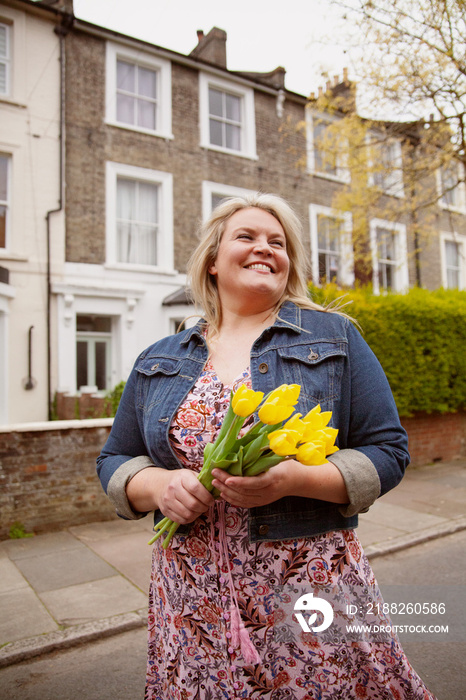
top-left (73, 0), bottom-right (357, 97)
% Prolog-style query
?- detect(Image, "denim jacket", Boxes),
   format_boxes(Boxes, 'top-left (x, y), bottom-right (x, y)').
top-left (97, 302), bottom-right (409, 543)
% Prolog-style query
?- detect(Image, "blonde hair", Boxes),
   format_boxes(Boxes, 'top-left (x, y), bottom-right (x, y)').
top-left (187, 192), bottom-right (339, 336)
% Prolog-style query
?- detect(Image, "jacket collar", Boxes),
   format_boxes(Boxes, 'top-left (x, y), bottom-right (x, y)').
top-left (180, 301), bottom-right (302, 346)
top-left (274, 301), bottom-right (302, 332)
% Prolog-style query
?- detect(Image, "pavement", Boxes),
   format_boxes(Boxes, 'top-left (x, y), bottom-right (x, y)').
top-left (1, 459), bottom-right (466, 669)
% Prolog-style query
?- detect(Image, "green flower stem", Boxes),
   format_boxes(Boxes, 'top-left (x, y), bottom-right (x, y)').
top-left (242, 452), bottom-right (287, 476)
top-left (148, 516), bottom-right (172, 545)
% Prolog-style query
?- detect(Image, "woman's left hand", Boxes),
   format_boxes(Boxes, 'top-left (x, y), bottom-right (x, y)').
top-left (211, 460), bottom-right (300, 509)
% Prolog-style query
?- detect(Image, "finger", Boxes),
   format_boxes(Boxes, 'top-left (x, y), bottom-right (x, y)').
top-left (224, 474), bottom-right (270, 491)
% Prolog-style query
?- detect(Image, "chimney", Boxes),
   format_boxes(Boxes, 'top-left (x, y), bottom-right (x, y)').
top-left (190, 27), bottom-right (227, 69)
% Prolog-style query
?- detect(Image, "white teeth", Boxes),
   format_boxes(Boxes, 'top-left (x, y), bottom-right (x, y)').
top-left (246, 264), bottom-right (272, 272)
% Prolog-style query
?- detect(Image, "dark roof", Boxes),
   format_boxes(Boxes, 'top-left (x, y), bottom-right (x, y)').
top-left (162, 286), bottom-right (193, 306)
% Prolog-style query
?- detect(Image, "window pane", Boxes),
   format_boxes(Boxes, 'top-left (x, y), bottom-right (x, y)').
top-left (77, 315), bottom-right (111, 333)
top-left (209, 88), bottom-right (223, 117)
top-left (377, 228), bottom-right (395, 260)
top-left (209, 118), bottom-right (223, 146)
top-left (446, 268), bottom-right (459, 289)
top-left (76, 341), bottom-right (88, 389)
top-left (116, 93), bottom-right (135, 124)
top-left (117, 178), bottom-right (135, 219)
top-left (212, 193), bottom-right (226, 209)
top-left (0, 205), bottom-right (5, 248)
top-left (138, 182), bottom-right (158, 223)
top-left (445, 241), bottom-right (459, 267)
top-left (138, 66), bottom-right (157, 99)
top-left (138, 223), bottom-right (158, 265)
top-left (137, 98), bottom-right (156, 130)
top-left (317, 216), bottom-right (328, 248)
top-left (225, 93), bottom-right (240, 121)
top-left (117, 222), bottom-right (133, 263)
top-left (226, 123), bottom-right (241, 151)
top-left (0, 64), bottom-right (5, 94)
top-left (117, 60), bottom-right (135, 91)
top-left (0, 26), bottom-right (6, 57)
top-left (95, 342), bottom-right (107, 391)
top-left (0, 155), bottom-right (8, 201)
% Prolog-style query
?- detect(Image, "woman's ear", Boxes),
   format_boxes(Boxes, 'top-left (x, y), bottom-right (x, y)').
top-left (208, 261), bottom-right (217, 275)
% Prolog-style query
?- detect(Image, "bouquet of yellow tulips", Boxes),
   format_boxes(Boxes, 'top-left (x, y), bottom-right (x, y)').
top-left (149, 383), bottom-right (339, 548)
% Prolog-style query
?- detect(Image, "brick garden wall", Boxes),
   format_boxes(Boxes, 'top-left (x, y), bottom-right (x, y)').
top-left (0, 420), bottom-right (115, 541)
top-left (0, 412), bottom-right (464, 540)
top-left (401, 412), bottom-right (466, 466)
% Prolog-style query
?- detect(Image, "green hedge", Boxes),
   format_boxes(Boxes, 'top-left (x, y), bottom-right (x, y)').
top-left (308, 284), bottom-right (466, 417)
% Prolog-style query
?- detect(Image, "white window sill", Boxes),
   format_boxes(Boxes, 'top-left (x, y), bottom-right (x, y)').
top-left (105, 119), bottom-right (174, 141)
top-left (104, 262), bottom-right (178, 276)
top-left (200, 143), bottom-right (258, 161)
top-left (308, 169), bottom-right (350, 185)
top-left (0, 251), bottom-right (29, 262)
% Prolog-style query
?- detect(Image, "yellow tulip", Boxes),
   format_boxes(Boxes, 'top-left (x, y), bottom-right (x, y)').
top-left (268, 429), bottom-right (301, 456)
top-left (302, 425), bottom-right (338, 447)
top-left (258, 397), bottom-right (295, 425)
top-left (267, 383), bottom-right (301, 406)
top-left (231, 385), bottom-right (264, 418)
top-left (302, 404), bottom-right (332, 429)
top-left (282, 413), bottom-right (306, 439)
top-left (295, 441), bottom-right (328, 466)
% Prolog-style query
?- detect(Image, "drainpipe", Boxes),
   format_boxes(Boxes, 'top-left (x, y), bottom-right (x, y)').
top-left (45, 11), bottom-right (73, 420)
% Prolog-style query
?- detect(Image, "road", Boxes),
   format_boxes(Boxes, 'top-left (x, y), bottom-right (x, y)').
top-left (0, 531), bottom-right (464, 700)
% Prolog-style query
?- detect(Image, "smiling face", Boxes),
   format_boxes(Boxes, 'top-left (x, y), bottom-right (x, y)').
top-left (208, 207), bottom-right (290, 312)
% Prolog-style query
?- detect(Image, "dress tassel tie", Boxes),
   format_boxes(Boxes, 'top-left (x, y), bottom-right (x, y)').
top-left (209, 500), bottom-right (261, 666)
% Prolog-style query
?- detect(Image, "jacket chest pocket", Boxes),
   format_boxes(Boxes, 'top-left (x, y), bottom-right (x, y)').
top-left (136, 357), bottom-right (184, 411)
top-left (277, 341), bottom-right (347, 406)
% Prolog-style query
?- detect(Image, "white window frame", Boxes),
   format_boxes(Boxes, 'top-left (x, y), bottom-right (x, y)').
top-left (440, 231), bottom-right (466, 289)
top-left (106, 161), bottom-right (174, 272)
top-left (105, 42), bottom-right (173, 139)
top-left (369, 218), bottom-right (409, 294)
top-left (309, 204), bottom-right (354, 286)
top-left (0, 153), bottom-right (10, 250)
top-left (76, 315), bottom-right (113, 392)
top-left (367, 135), bottom-right (404, 198)
top-left (0, 21), bottom-right (10, 97)
top-left (199, 73), bottom-right (257, 160)
top-left (306, 109), bottom-right (349, 183)
top-left (202, 181), bottom-right (255, 221)
top-left (437, 161), bottom-right (466, 213)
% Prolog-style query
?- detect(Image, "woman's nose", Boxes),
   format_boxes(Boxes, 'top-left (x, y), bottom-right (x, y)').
top-left (253, 237), bottom-right (272, 254)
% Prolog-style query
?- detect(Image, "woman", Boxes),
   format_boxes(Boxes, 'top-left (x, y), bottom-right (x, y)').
top-left (97, 193), bottom-right (436, 699)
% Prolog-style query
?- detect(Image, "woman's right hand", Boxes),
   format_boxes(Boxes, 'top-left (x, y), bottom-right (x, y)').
top-left (126, 467), bottom-right (215, 524)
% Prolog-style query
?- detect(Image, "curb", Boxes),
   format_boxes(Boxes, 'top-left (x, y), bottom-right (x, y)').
top-left (365, 514), bottom-right (466, 560)
top-left (0, 608), bottom-right (147, 669)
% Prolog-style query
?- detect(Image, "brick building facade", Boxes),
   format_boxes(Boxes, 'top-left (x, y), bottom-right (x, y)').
top-left (1, 0), bottom-right (465, 424)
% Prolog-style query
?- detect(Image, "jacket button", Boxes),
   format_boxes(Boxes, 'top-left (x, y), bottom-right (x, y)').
top-left (258, 524), bottom-right (269, 535)
top-left (258, 362), bottom-right (269, 374)
top-left (151, 363), bottom-right (159, 370)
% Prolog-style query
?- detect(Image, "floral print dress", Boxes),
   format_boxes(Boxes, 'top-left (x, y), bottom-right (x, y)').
top-left (145, 361), bottom-right (436, 700)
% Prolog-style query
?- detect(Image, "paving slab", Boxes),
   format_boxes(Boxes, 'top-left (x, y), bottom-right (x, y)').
top-left (360, 500), bottom-right (447, 533)
top-left (12, 546), bottom-right (117, 593)
top-left (73, 530), bottom-right (153, 593)
top-left (1, 532), bottom-right (84, 561)
top-left (38, 575), bottom-right (147, 626)
top-left (0, 558), bottom-right (30, 594)
top-left (0, 587), bottom-right (58, 643)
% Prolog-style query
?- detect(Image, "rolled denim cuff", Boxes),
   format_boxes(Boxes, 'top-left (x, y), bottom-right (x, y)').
top-left (107, 455), bottom-right (155, 520)
top-left (328, 448), bottom-right (381, 518)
